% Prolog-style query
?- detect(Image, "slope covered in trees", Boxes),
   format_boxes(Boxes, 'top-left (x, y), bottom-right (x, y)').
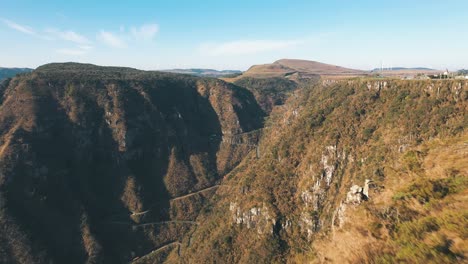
top-left (177, 79), bottom-right (467, 263)
top-left (0, 63), bottom-right (466, 263)
top-left (233, 77), bottom-right (300, 114)
top-left (0, 63), bottom-right (264, 263)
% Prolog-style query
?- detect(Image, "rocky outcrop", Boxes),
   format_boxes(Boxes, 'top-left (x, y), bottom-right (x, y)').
top-left (332, 179), bottom-right (373, 230)
top-left (346, 179), bottom-right (372, 204)
top-left (229, 202), bottom-right (275, 235)
top-left (321, 145), bottom-right (338, 186)
top-left (299, 211), bottom-right (320, 239)
top-left (332, 202), bottom-right (347, 229)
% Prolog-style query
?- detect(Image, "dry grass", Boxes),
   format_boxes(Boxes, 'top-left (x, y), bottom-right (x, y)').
top-left (312, 132), bottom-right (467, 263)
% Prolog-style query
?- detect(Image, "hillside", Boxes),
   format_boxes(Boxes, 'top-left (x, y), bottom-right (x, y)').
top-left (232, 77), bottom-right (302, 114)
top-left (222, 60), bottom-right (365, 110)
top-left (176, 79), bottom-right (467, 263)
top-left (229, 59), bottom-right (366, 80)
top-left (0, 67), bottom-right (33, 81)
top-left (223, 59), bottom-right (356, 114)
top-left (0, 63), bottom-right (466, 264)
top-left (0, 63), bottom-right (265, 263)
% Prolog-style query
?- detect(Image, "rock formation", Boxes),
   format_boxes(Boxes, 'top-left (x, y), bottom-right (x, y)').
top-left (346, 179), bottom-right (372, 204)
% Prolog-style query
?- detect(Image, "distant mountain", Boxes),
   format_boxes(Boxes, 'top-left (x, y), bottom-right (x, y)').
top-left (274, 59), bottom-right (366, 75)
top-left (223, 59), bottom-right (364, 115)
top-left (234, 59), bottom-right (366, 79)
top-left (162, 68), bottom-right (242, 77)
top-left (0, 67), bottom-right (33, 81)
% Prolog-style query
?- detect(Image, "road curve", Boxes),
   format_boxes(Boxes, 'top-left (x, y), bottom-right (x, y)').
top-left (131, 241), bottom-right (181, 263)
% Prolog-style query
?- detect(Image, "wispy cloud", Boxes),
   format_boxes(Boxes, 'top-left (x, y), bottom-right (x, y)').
top-left (1, 18), bottom-right (36, 35)
top-left (2, 18), bottom-right (159, 50)
top-left (97, 30), bottom-right (127, 48)
top-left (131, 23), bottom-right (159, 40)
top-left (1, 19), bottom-right (93, 47)
top-left (98, 23), bottom-right (159, 48)
top-left (57, 45), bottom-right (93, 56)
top-left (197, 33), bottom-right (336, 57)
top-left (46, 29), bottom-right (91, 45)
top-left (199, 39), bottom-right (304, 56)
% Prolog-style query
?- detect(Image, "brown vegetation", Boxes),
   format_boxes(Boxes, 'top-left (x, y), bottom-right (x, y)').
top-left (0, 63), bottom-right (264, 263)
top-left (0, 63), bottom-right (466, 263)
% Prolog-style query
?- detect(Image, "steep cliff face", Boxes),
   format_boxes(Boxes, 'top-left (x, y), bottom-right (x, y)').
top-left (232, 77), bottom-right (299, 114)
top-left (1, 64), bottom-right (466, 264)
top-left (180, 79), bottom-right (467, 263)
top-left (0, 63), bottom-right (264, 263)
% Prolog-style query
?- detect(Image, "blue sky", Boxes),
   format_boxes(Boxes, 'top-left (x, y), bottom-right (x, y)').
top-left (1, 0), bottom-right (468, 70)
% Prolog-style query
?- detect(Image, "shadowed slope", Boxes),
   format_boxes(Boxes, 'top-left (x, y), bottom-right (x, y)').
top-left (0, 63), bottom-right (265, 263)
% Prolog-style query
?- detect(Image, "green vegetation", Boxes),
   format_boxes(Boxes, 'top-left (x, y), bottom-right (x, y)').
top-left (0, 64), bottom-right (466, 263)
top-left (457, 69), bottom-right (468, 76)
top-left (0, 63), bottom-right (265, 263)
top-left (183, 79), bottom-right (467, 263)
top-left (365, 131), bottom-right (468, 264)
top-left (393, 175), bottom-right (467, 203)
top-left (0, 67), bottom-right (33, 81)
top-left (234, 77), bottom-right (299, 113)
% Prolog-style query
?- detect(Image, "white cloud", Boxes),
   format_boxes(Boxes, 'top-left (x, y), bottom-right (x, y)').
top-left (57, 45), bottom-right (93, 56)
top-left (97, 23), bottom-right (159, 48)
top-left (1, 18), bottom-right (36, 35)
top-left (200, 39), bottom-right (304, 56)
top-left (97, 30), bottom-right (127, 48)
top-left (131, 23), bottom-right (159, 40)
top-left (46, 28), bottom-right (91, 44)
top-left (57, 30), bottom-right (90, 44)
top-left (62, 31), bottom-right (89, 44)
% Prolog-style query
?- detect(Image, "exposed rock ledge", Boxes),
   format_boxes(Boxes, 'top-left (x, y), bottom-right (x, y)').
top-left (346, 179), bottom-right (372, 204)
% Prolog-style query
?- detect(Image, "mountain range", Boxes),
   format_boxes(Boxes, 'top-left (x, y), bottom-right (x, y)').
top-left (0, 60), bottom-right (466, 264)
top-left (0, 67), bottom-right (33, 81)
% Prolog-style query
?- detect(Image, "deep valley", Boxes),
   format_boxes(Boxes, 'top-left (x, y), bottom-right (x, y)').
top-left (0, 61), bottom-right (466, 263)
